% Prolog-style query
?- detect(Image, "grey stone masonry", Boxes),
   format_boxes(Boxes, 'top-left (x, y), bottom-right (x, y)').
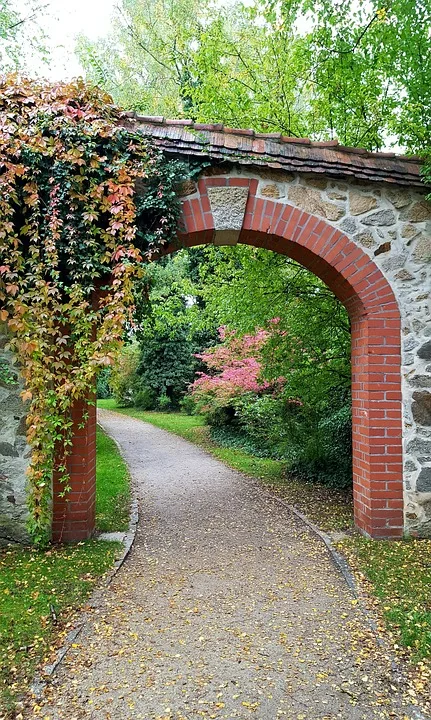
top-left (0, 323), bottom-right (30, 544)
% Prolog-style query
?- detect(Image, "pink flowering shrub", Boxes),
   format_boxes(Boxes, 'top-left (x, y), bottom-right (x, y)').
top-left (190, 326), bottom-right (284, 413)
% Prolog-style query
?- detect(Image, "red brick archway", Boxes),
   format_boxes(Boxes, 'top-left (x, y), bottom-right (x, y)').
top-left (52, 175), bottom-right (404, 542)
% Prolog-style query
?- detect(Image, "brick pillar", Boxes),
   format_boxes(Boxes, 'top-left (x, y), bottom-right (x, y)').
top-left (351, 313), bottom-right (404, 538)
top-left (52, 397), bottom-right (96, 543)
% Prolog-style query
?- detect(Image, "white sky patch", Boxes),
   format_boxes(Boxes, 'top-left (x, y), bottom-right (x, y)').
top-left (16, 0), bottom-right (117, 80)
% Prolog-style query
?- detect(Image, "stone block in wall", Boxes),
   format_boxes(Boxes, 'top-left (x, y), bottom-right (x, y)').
top-left (387, 189), bottom-right (412, 209)
top-left (408, 200), bottom-right (431, 223)
top-left (361, 209), bottom-right (396, 226)
top-left (412, 235), bottom-right (431, 263)
top-left (417, 467), bottom-right (431, 493)
top-left (261, 183), bottom-right (283, 198)
top-left (349, 192), bottom-right (377, 216)
top-left (418, 341), bottom-right (431, 360)
top-left (288, 185), bottom-right (344, 221)
top-left (354, 231), bottom-right (377, 248)
top-left (412, 391), bottom-right (431, 426)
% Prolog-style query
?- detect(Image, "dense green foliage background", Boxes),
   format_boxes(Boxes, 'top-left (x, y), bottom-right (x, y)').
top-left (105, 246), bottom-right (353, 489)
top-left (81, 0), bottom-right (429, 493)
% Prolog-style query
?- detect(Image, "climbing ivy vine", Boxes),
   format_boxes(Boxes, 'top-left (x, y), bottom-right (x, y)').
top-left (0, 77), bottom-right (186, 545)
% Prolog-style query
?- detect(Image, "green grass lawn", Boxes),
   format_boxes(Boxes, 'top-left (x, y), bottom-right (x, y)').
top-left (339, 536), bottom-right (431, 663)
top-left (0, 422), bottom-right (130, 717)
top-left (0, 541), bottom-right (120, 716)
top-left (96, 425), bottom-right (130, 532)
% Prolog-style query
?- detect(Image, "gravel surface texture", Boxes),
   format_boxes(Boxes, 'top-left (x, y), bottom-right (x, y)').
top-left (35, 410), bottom-right (426, 720)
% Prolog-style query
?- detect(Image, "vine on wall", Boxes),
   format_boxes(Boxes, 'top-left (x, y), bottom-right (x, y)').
top-left (0, 77), bottom-right (186, 544)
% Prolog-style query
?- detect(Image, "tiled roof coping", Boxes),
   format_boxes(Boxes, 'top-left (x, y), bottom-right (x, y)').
top-left (121, 113), bottom-right (425, 187)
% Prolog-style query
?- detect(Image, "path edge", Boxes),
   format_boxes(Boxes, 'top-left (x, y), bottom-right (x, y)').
top-left (30, 418), bottom-right (139, 696)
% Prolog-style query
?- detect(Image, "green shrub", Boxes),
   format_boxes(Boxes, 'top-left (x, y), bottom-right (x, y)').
top-left (234, 393), bottom-right (296, 458)
top-left (109, 343), bottom-right (140, 407)
top-left (96, 367), bottom-right (111, 399)
top-left (210, 425), bottom-right (272, 458)
top-left (207, 390), bottom-right (352, 490)
top-left (205, 403), bottom-right (236, 427)
top-left (157, 393), bottom-right (172, 411)
top-left (133, 383), bottom-right (156, 410)
top-left (289, 403), bottom-right (352, 490)
top-left (180, 394), bottom-right (197, 415)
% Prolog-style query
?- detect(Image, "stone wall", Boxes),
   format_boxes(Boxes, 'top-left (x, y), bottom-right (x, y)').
top-left (184, 166), bottom-right (431, 536)
top-left (1, 165), bottom-right (430, 541)
top-left (0, 323), bottom-right (30, 544)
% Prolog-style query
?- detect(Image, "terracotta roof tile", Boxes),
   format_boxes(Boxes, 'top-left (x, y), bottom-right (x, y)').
top-left (165, 118), bottom-right (194, 126)
top-left (121, 115), bottom-right (425, 188)
top-left (335, 145), bottom-right (368, 154)
top-left (224, 126), bottom-right (255, 136)
top-left (311, 140), bottom-right (339, 148)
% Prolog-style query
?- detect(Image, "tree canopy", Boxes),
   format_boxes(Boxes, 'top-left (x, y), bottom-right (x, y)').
top-left (0, 0), bottom-right (48, 71)
top-left (78, 0), bottom-right (431, 153)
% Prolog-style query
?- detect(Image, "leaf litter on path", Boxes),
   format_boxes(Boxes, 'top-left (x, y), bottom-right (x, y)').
top-left (30, 411), bottom-right (430, 720)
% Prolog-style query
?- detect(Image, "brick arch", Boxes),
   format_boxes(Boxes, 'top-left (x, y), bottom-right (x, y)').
top-left (52, 175), bottom-right (403, 542)
top-left (169, 176), bottom-right (404, 539)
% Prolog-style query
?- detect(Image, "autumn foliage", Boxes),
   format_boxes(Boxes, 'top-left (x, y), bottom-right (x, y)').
top-left (190, 326), bottom-right (284, 411)
top-left (0, 76), bottom-right (183, 543)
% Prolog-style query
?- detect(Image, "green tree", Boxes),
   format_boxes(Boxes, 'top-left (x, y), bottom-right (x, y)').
top-left (109, 342), bottom-right (140, 407)
top-left (188, 245), bottom-right (352, 488)
top-left (76, 0), bottom-right (207, 116)
top-left (137, 322), bottom-right (194, 408)
top-left (194, 245), bottom-right (350, 405)
top-left (134, 251), bottom-right (217, 409)
top-left (78, 0), bottom-right (430, 152)
top-left (0, 0), bottom-right (48, 71)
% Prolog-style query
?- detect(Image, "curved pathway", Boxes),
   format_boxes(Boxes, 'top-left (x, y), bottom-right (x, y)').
top-left (37, 410), bottom-right (422, 719)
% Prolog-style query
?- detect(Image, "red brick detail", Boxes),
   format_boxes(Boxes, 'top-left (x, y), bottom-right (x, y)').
top-left (175, 180), bottom-right (404, 540)
top-left (52, 399), bottom-right (96, 543)
top-left (60, 177), bottom-right (404, 542)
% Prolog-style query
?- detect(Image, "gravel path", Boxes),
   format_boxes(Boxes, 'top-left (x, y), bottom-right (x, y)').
top-left (37, 410), bottom-right (423, 719)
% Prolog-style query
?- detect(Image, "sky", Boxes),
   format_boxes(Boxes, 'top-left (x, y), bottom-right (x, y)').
top-left (17, 0), bottom-right (117, 80)
top-left (18, 0), bottom-right (308, 82)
